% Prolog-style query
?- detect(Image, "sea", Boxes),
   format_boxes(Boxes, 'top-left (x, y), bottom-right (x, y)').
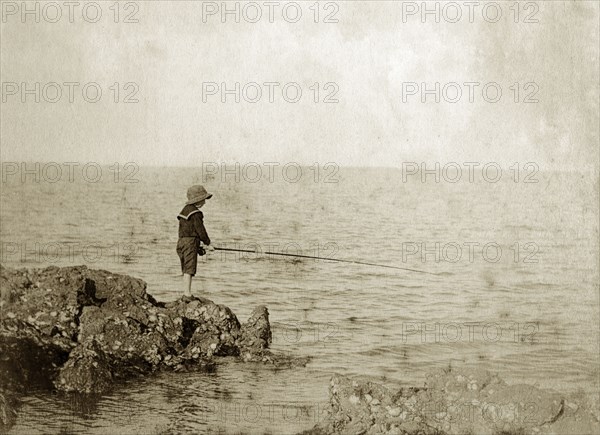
top-left (1, 165), bottom-right (598, 434)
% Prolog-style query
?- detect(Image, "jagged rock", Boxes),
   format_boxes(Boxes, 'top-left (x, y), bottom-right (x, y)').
top-left (164, 297), bottom-right (242, 358)
top-left (239, 306), bottom-right (272, 351)
top-left (304, 367), bottom-right (600, 435)
top-left (0, 265), bottom-right (280, 400)
top-left (0, 320), bottom-right (71, 392)
top-left (238, 305), bottom-right (275, 362)
top-left (54, 339), bottom-right (113, 394)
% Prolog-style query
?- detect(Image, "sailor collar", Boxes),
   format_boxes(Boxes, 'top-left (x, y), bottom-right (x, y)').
top-left (177, 204), bottom-right (203, 220)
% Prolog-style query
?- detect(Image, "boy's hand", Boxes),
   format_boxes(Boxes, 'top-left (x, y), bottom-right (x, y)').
top-left (206, 245), bottom-right (215, 252)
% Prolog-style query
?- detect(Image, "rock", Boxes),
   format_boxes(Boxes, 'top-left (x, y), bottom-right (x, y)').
top-left (54, 340), bottom-right (113, 394)
top-left (0, 390), bottom-right (17, 432)
top-left (164, 297), bottom-right (242, 358)
top-left (238, 305), bottom-right (272, 359)
top-left (0, 320), bottom-right (71, 392)
top-left (0, 265), bottom-right (278, 400)
top-left (305, 367), bottom-right (600, 435)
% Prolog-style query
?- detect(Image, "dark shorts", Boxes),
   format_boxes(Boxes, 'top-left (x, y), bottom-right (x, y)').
top-left (177, 237), bottom-right (199, 275)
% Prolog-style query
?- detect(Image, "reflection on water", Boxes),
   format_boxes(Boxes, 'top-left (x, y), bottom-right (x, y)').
top-left (13, 363), bottom-right (330, 434)
top-left (1, 167), bottom-right (598, 433)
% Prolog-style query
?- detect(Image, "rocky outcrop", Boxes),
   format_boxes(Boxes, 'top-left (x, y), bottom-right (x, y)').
top-left (304, 367), bottom-right (600, 435)
top-left (0, 265), bottom-right (282, 399)
top-left (239, 306), bottom-right (272, 361)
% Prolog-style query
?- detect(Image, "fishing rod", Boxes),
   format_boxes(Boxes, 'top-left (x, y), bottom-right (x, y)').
top-left (213, 247), bottom-right (439, 276)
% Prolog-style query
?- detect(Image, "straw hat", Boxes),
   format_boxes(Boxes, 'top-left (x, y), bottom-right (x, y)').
top-left (186, 185), bottom-right (212, 205)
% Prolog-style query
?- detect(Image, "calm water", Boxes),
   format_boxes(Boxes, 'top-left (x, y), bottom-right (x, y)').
top-left (1, 166), bottom-right (598, 434)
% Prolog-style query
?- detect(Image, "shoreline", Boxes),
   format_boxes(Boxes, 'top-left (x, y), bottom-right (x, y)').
top-left (302, 368), bottom-right (599, 435)
top-left (1, 265), bottom-right (598, 435)
top-left (0, 264), bottom-right (308, 432)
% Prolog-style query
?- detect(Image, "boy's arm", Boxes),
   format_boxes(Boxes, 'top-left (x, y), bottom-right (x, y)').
top-left (192, 214), bottom-right (211, 246)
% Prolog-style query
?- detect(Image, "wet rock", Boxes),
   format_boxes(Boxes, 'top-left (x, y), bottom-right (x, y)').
top-left (54, 340), bottom-right (113, 394)
top-left (77, 303), bottom-right (170, 373)
top-left (0, 265), bottom-right (277, 398)
top-left (239, 305), bottom-right (272, 352)
top-left (0, 320), bottom-right (71, 392)
top-left (240, 306), bottom-right (290, 365)
top-left (304, 367), bottom-right (600, 435)
top-left (165, 297), bottom-right (242, 358)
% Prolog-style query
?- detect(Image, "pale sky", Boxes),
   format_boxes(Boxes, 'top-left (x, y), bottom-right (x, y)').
top-left (1, 1), bottom-right (598, 170)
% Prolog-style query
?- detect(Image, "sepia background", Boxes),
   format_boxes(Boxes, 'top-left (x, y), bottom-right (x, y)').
top-left (1, 1), bottom-right (599, 434)
top-left (1, 1), bottom-right (598, 168)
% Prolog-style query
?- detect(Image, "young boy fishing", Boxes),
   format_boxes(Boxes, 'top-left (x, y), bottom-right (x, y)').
top-left (176, 185), bottom-right (214, 297)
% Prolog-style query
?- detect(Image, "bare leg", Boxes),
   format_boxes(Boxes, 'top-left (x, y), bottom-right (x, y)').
top-left (182, 273), bottom-right (192, 297)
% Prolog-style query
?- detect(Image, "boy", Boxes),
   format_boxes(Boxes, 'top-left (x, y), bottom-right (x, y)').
top-left (176, 185), bottom-right (214, 297)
